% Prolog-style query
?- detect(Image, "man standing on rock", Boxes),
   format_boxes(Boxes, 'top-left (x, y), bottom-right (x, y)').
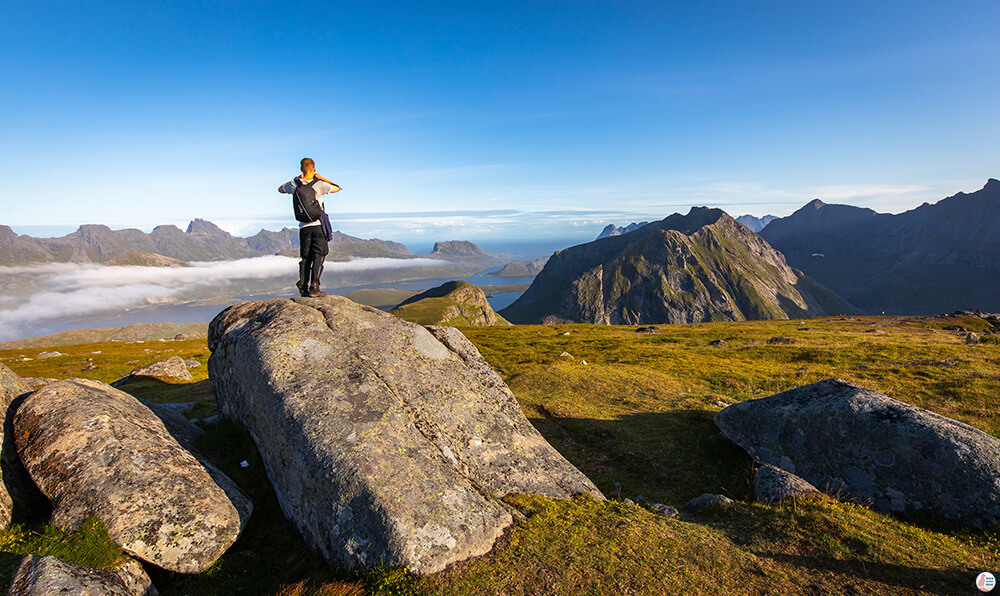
top-left (278, 158), bottom-right (340, 297)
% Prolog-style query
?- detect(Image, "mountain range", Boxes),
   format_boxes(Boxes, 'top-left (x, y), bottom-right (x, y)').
top-left (759, 179), bottom-right (1000, 315)
top-left (0, 220), bottom-right (491, 266)
top-left (501, 208), bottom-right (851, 325)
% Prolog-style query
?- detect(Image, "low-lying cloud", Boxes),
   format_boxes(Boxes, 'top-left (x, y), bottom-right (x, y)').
top-left (0, 256), bottom-right (441, 341)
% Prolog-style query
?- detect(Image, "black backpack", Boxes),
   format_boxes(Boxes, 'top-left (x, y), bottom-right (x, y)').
top-left (292, 178), bottom-right (325, 223)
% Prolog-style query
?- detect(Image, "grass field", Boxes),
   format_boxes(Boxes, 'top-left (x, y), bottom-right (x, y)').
top-left (1, 313), bottom-right (998, 594)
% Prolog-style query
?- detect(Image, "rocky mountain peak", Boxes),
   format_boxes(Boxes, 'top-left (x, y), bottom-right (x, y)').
top-left (804, 198), bottom-right (826, 211)
top-left (186, 219), bottom-right (225, 235)
top-left (502, 207), bottom-right (851, 325)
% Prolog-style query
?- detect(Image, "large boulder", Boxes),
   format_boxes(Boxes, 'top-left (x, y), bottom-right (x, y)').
top-left (8, 555), bottom-right (157, 596)
top-left (715, 378), bottom-right (1000, 527)
top-left (13, 379), bottom-right (247, 573)
top-left (208, 296), bottom-right (602, 574)
top-left (0, 363), bottom-right (43, 529)
top-left (139, 399), bottom-right (253, 528)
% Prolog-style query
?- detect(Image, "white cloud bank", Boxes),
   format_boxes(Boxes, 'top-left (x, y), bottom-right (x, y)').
top-left (0, 256), bottom-right (440, 340)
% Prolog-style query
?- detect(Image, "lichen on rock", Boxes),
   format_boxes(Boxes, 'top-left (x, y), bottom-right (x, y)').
top-left (13, 379), bottom-right (248, 573)
top-left (208, 295), bottom-right (602, 574)
top-left (716, 378), bottom-right (1000, 527)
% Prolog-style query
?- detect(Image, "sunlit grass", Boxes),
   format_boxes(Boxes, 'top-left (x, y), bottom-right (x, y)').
top-left (0, 313), bottom-right (997, 594)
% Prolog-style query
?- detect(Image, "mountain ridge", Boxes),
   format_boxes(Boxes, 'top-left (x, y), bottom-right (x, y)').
top-left (0, 221), bottom-right (425, 265)
top-left (760, 179), bottom-right (1000, 314)
top-left (501, 208), bottom-right (852, 324)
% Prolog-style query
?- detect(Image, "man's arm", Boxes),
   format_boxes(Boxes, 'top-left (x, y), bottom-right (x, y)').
top-left (314, 174), bottom-right (341, 193)
top-left (278, 180), bottom-right (296, 194)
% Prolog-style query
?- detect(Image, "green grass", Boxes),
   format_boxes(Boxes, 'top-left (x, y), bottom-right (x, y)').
top-left (0, 517), bottom-right (125, 578)
top-left (0, 314), bottom-right (998, 594)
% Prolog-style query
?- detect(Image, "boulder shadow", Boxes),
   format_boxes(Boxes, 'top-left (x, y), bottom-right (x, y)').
top-left (759, 551), bottom-right (976, 596)
top-left (524, 408), bottom-right (753, 506)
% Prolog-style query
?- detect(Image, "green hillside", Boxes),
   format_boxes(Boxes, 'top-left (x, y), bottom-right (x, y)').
top-left (1, 314), bottom-right (998, 594)
top-left (389, 280), bottom-right (510, 326)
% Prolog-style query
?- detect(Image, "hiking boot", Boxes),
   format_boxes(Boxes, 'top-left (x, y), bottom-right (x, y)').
top-left (296, 281), bottom-right (309, 297)
top-left (308, 284), bottom-right (326, 297)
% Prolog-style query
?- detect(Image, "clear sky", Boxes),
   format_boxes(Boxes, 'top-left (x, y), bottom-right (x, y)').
top-left (2, 1), bottom-right (997, 246)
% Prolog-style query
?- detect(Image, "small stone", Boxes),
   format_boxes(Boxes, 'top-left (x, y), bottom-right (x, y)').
top-left (560, 332), bottom-right (572, 336)
top-left (184, 360), bottom-right (201, 368)
top-left (157, 402), bottom-right (197, 415)
top-left (21, 377), bottom-right (58, 389)
top-left (37, 351), bottom-right (64, 359)
top-left (558, 352), bottom-right (574, 359)
top-left (754, 464), bottom-right (820, 505)
top-left (623, 498), bottom-right (635, 505)
top-left (82, 364), bottom-right (96, 372)
top-left (683, 493), bottom-right (734, 512)
top-left (767, 336), bottom-right (792, 345)
top-left (580, 360), bottom-right (588, 366)
top-left (708, 339), bottom-right (726, 346)
top-left (113, 356), bottom-right (194, 386)
top-left (967, 332), bottom-right (981, 345)
top-left (649, 503), bottom-right (679, 518)
top-left (199, 414), bottom-right (222, 426)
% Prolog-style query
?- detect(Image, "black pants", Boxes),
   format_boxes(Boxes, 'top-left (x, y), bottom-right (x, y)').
top-left (298, 225), bottom-right (329, 292)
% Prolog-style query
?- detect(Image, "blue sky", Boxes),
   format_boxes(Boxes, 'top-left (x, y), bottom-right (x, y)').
top-left (2, 1), bottom-right (997, 246)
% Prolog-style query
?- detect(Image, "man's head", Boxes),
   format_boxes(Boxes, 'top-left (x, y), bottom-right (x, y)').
top-left (300, 158), bottom-right (316, 176)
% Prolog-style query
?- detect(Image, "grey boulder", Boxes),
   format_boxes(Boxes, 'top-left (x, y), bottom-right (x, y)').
top-left (753, 464), bottom-right (820, 504)
top-left (208, 296), bottom-right (602, 574)
top-left (139, 399), bottom-right (253, 528)
top-left (113, 356), bottom-right (193, 386)
top-left (715, 378), bottom-right (1000, 527)
top-left (0, 363), bottom-right (43, 529)
top-left (8, 555), bottom-right (157, 596)
top-left (648, 503), bottom-right (679, 518)
top-left (683, 493), bottom-right (735, 512)
top-left (13, 379), bottom-right (247, 573)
